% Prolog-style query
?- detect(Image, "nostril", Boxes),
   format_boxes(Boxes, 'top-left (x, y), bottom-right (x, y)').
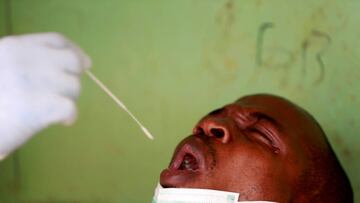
top-left (193, 126), bottom-right (205, 135)
top-left (195, 119), bottom-right (231, 143)
top-left (210, 128), bottom-right (225, 138)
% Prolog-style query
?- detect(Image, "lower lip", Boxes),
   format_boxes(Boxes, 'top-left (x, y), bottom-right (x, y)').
top-left (160, 168), bottom-right (201, 187)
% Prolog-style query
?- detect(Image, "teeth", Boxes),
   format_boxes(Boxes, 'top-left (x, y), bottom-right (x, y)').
top-left (179, 154), bottom-right (199, 171)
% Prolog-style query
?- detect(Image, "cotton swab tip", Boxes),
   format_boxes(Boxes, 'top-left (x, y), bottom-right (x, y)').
top-left (141, 126), bottom-right (154, 140)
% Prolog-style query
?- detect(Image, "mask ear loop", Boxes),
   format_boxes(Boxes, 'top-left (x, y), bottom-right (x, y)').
top-left (85, 70), bottom-right (154, 140)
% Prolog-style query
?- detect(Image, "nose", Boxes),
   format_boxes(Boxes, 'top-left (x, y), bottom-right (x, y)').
top-left (193, 117), bottom-right (231, 144)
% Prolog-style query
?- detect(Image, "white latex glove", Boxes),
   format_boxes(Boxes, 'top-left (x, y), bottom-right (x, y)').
top-left (0, 32), bottom-right (91, 160)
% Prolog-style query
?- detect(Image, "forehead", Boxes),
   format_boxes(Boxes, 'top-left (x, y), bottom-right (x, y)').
top-left (229, 95), bottom-right (324, 146)
top-left (232, 94), bottom-right (307, 123)
top-left (203, 95), bottom-right (320, 145)
top-left (205, 95), bottom-right (305, 130)
top-left (215, 95), bottom-right (317, 144)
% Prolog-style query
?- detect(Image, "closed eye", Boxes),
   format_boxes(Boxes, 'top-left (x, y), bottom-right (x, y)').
top-left (247, 126), bottom-right (273, 148)
top-left (246, 122), bottom-right (280, 154)
top-left (245, 112), bottom-right (281, 153)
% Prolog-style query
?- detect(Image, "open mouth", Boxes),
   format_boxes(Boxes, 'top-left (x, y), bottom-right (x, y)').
top-left (169, 149), bottom-right (201, 173)
top-left (178, 153), bottom-right (199, 171)
top-left (160, 136), bottom-right (211, 188)
top-left (168, 140), bottom-right (205, 172)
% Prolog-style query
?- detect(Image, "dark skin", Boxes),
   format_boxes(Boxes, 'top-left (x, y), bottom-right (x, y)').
top-left (160, 94), bottom-right (353, 202)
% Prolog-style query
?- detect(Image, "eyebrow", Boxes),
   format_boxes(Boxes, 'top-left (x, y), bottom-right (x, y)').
top-left (249, 111), bottom-right (282, 130)
top-left (208, 107), bottom-right (282, 130)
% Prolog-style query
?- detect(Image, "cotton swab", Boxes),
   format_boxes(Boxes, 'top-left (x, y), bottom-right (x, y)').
top-left (85, 70), bottom-right (154, 140)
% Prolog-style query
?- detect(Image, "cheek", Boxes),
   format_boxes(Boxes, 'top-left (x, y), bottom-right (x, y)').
top-left (211, 148), bottom-right (282, 191)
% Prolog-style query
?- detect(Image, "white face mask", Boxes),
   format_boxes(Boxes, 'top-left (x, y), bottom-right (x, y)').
top-left (152, 184), bottom-right (277, 203)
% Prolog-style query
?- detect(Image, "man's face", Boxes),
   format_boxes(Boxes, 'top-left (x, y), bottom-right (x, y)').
top-left (160, 95), bottom-right (320, 202)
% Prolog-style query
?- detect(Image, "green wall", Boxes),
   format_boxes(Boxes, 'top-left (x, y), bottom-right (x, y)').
top-left (0, 0), bottom-right (359, 202)
top-left (0, 0), bottom-right (6, 36)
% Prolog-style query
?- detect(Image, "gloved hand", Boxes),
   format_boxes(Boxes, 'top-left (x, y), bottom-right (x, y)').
top-left (0, 32), bottom-right (91, 160)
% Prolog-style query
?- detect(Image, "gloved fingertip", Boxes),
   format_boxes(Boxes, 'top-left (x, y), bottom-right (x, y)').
top-left (61, 115), bottom-right (77, 126)
top-left (66, 41), bottom-right (92, 71)
top-left (60, 102), bottom-right (78, 126)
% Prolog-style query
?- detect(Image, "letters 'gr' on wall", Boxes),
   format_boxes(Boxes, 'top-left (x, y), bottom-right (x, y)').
top-left (0, 0), bottom-right (359, 203)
